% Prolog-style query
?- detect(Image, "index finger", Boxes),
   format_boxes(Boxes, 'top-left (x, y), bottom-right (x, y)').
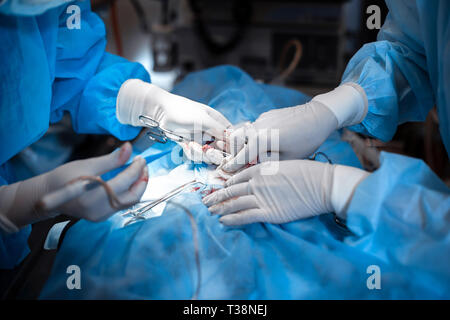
top-left (225, 164), bottom-right (261, 187)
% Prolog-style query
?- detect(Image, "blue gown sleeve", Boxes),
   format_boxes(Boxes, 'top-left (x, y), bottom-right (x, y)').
top-left (48, 1), bottom-right (150, 141)
top-left (345, 152), bottom-right (450, 291)
top-left (341, 0), bottom-right (435, 141)
top-left (69, 52), bottom-right (150, 140)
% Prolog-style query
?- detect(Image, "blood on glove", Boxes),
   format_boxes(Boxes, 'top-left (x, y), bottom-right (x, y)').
top-left (180, 141), bottom-right (229, 166)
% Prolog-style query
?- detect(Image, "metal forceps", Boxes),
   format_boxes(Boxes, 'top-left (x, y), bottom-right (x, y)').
top-left (139, 115), bottom-right (186, 143)
top-left (122, 179), bottom-right (205, 226)
top-left (139, 115), bottom-right (233, 158)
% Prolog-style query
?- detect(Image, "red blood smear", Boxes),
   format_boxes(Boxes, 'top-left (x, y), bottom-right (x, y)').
top-left (202, 144), bottom-right (213, 152)
top-left (201, 187), bottom-right (219, 197)
top-left (243, 160), bottom-right (257, 169)
top-left (192, 187), bottom-right (201, 192)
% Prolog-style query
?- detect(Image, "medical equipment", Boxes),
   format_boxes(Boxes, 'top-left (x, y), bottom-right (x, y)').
top-left (175, 0), bottom-right (348, 85)
top-left (139, 115), bottom-right (186, 144)
top-left (122, 179), bottom-right (206, 226)
top-left (309, 152), bottom-right (333, 164)
top-left (139, 115), bottom-right (232, 161)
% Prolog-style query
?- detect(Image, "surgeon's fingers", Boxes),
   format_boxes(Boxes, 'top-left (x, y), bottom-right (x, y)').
top-left (106, 156), bottom-right (147, 195)
top-left (209, 195), bottom-right (258, 216)
top-left (225, 165), bottom-right (261, 187)
top-left (221, 147), bottom-right (247, 173)
top-left (201, 116), bottom-right (231, 140)
top-left (202, 183), bottom-right (250, 206)
top-left (115, 166), bottom-right (149, 207)
top-left (80, 160), bottom-right (148, 222)
top-left (222, 133), bottom-right (266, 173)
top-left (219, 209), bottom-right (265, 226)
top-left (84, 142), bottom-right (133, 176)
top-left (215, 140), bottom-right (226, 151)
top-left (206, 108), bottom-right (232, 129)
top-left (204, 148), bottom-right (225, 165)
top-left (180, 141), bottom-right (214, 164)
top-left (227, 126), bottom-right (246, 156)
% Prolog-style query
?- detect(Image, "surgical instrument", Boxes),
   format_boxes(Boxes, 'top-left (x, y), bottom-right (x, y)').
top-left (139, 115), bottom-right (186, 143)
top-left (139, 114), bottom-right (232, 157)
top-left (122, 179), bottom-right (206, 226)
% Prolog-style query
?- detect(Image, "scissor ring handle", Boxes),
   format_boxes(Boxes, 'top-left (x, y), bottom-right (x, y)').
top-left (139, 115), bottom-right (185, 143)
top-left (139, 115), bottom-right (159, 128)
top-left (146, 130), bottom-right (168, 143)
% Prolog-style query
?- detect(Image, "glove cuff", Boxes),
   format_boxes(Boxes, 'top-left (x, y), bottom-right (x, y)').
top-left (116, 79), bottom-right (167, 127)
top-left (331, 165), bottom-right (370, 219)
top-left (312, 83), bottom-right (368, 129)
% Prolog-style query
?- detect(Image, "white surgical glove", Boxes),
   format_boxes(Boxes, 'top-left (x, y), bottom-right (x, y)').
top-left (116, 79), bottom-right (231, 143)
top-left (222, 83), bottom-right (368, 172)
top-left (179, 141), bottom-right (228, 166)
top-left (0, 143), bottom-right (148, 233)
top-left (202, 160), bottom-right (369, 226)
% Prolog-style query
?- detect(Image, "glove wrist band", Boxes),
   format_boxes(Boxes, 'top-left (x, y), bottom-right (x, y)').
top-left (331, 164), bottom-right (370, 219)
top-left (117, 79), bottom-right (166, 127)
top-left (312, 82), bottom-right (368, 129)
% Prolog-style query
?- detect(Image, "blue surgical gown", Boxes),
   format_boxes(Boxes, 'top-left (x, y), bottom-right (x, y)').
top-left (0, 1), bottom-right (150, 268)
top-left (342, 0), bottom-right (450, 157)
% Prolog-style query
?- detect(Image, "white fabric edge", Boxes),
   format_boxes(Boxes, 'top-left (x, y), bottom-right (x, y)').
top-left (331, 164), bottom-right (370, 219)
top-left (312, 82), bottom-right (368, 128)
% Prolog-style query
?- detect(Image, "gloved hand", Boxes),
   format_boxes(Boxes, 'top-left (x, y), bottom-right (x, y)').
top-left (179, 141), bottom-right (229, 166)
top-left (202, 160), bottom-right (370, 226)
top-left (0, 143), bottom-right (148, 233)
top-left (221, 83), bottom-right (368, 173)
top-left (116, 79), bottom-right (232, 143)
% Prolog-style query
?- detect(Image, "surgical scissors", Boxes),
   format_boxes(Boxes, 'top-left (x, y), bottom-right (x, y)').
top-left (122, 179), bottom-right (206, 226)
top-left (139, 115), bottom-right (187, 143)
top-left (139, 114), bottom-right (232, 158)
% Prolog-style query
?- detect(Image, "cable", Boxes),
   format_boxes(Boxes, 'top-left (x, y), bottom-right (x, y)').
top-left (270, 39), bottom-right (303, 85)
top-left (188, 0), bottom-right (252, 55)
top-left (309, 151), bottom-right (332, 164)
top-left (130, 0), bottom-right (149, 32)
top-left (308, 152), bottom-right (354, 233)
top-left (167, 200), bottom-right (202, 300)
top-left (35, 175), bottom-right (138, 216)
top-left (110, 0), bottom-right (123, 56)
